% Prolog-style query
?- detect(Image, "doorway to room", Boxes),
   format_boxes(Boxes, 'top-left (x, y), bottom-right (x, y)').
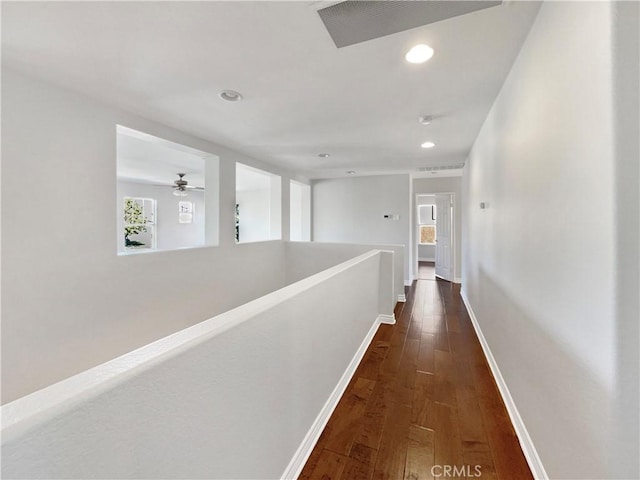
top-left (417, 195), bottom-right (436, 280)
top-left (415, 193), bottom-right (454, 282)
top-left (418, 259), bottom-right (436, 280)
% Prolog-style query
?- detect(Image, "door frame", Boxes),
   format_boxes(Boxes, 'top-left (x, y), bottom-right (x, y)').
top-left (413, 192), bottom-right (456, 283)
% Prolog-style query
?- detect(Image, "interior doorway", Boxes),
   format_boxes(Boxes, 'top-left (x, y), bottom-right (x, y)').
top-left (415, 193), bottom-right (455, 282)
top-left (418, 260), bottom-right (436, 280)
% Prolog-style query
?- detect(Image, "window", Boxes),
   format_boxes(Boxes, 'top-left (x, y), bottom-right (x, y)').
top-left (419, 204), bottom-right (436, 245)
top-left (124, 197), bottom-right (156, 249)
top-left (116, 125), bottom-right (219, 254)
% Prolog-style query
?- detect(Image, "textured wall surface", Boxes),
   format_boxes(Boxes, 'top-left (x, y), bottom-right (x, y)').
top-left (313, 174), bottom-right (411, 285)
top-left (462, 2), bottom-right (638, 477)
top-left (2, 252), bottom-right (386, 479)
top-left (1, 69), bottom-right (303, 403)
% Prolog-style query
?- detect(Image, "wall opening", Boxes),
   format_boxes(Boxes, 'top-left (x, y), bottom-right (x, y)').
top-left (416, 195), bottom-right (437, 262)
top-left (116, 125), bottom-right (219, 253)
top-left (414, 192), bottom-right (455, 282)
top-left (235, 163), bottom-right (282, 243)
top-left (290, 180), bottom-right (311, 241)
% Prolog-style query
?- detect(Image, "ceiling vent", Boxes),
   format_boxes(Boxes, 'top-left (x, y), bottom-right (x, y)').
top-left (418, 163), bottom-right (465, 172)
top-left (317, 1), bottom-right (502, 48)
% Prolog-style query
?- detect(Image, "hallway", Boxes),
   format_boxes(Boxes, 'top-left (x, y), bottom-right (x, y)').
top-left (300, 277), bottom-right (532, 480)
top-left (418, 261), bottom-right (436, 281)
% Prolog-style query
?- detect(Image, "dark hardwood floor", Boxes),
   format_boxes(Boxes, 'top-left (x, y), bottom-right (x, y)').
top-left (299, 269), bottom-right (533, 480)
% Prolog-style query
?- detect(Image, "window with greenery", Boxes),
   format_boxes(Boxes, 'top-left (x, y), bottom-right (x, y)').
top-left (117, 125), bottom-right (220, 254)
top-left (290, 180), bottom-right (311, 241)
top-left (124, 197), bottom-right (156, 249)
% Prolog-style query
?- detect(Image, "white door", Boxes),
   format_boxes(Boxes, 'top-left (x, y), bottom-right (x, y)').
top-left (435, 194), bottom-right (453, 281)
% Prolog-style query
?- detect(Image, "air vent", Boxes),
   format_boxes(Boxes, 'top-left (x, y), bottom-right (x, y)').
top-left (318, 1), bottom-right (502, 48)
top-left (418, 164), bottom-right (465, 172)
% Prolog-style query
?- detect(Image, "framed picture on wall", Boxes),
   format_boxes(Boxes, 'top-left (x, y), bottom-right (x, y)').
top-left (179, 201), bottom-right (194, 224)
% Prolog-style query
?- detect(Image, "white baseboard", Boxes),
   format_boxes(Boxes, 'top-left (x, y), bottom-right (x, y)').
top-left (459, 290), bottom-right (548, 480)
top-left (418, 257), bottom-right (435, 262)
top-left (281, 317), bottom-right (381, 479)
top-left (398, 294), bottom-right (406, 303)
top-left (454, 277), bottom-right (462, 284)
top-left (377, 314), bottom-right (396, 325)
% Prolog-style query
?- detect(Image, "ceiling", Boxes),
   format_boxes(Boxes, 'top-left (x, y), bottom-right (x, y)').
top-left (117, 126), bottom-right (274, 192)
top-left (236, 163), bottom-right (277, 192)
top-left (2, 1), bottom-right (541, 179)
top-left (117, 126), bottom-right (207, 188)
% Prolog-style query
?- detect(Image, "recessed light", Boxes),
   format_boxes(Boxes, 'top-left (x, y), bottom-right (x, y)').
top-left (405, 44), bottom-right (434, 64)
top-left (219, 90), bottom-right (243, 102)
top-left (418, 115), bottom-right (433, 125)
top-left (347, 170), bottom-right (356, 175)
top-left (421, 141), bottom-right (436, 149)
top-left (318, 153), bottom-right (330, 158)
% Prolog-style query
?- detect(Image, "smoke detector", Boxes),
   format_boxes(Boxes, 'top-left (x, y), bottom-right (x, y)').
top-left (219, 90), bottom-right (243, 102)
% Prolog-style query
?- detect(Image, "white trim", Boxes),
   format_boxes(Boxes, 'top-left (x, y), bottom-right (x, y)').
top-left (404, 281), bottom-right (412, 287)
top-left (281, 317), bottom-right (381, 480)
top-left (418, 257), bottom-right (436, 262)
top-left (459, 290), bottom-right (548, 480)
top-left (2, 250), bottom-right (382, 433)
top-left (454, 277), bottom-right (462, 284)
top-left (377, 314), bottom-right (396, 325)
top-left (398, 294), bottom-right (407, 303)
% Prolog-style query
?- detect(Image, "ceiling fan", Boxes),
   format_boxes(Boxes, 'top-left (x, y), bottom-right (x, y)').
top-left (172, 173), bottom-right (204, 197)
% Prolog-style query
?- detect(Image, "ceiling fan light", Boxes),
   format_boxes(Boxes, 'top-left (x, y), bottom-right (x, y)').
top-left (173, 189), bottom-right (188, 197)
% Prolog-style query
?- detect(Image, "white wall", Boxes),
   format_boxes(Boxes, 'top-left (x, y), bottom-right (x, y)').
top-left (236, 188), bottom-right (271, 243)
top-left (610, 2), bottom-right (639, 475)
top-left (290, 181), bottom-right (311, 242)
top-left (413, 176), bottom-right (462, 280)
top-left (462, 2), bottom-right (638, 478)
top-left (235, 164), bottom-right (283, 243)
top-left (417, 244), bottom-right (434, 261)
top-left (285, 241), bottom-right (405, 305)
top-left (2, 251), bottom-right (389, 479)
top-left (1, 68), bottom-right (308, 404)
top-left (117, 181), bottom-right (206, 252)
top-left (313, 174), bottom-right (412, 285)
top-left (270, 175), bottom-right (282, 240)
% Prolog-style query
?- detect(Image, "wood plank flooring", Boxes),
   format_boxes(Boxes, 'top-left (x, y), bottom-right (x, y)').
top-left (299, 263), bottom-right (533, 480)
